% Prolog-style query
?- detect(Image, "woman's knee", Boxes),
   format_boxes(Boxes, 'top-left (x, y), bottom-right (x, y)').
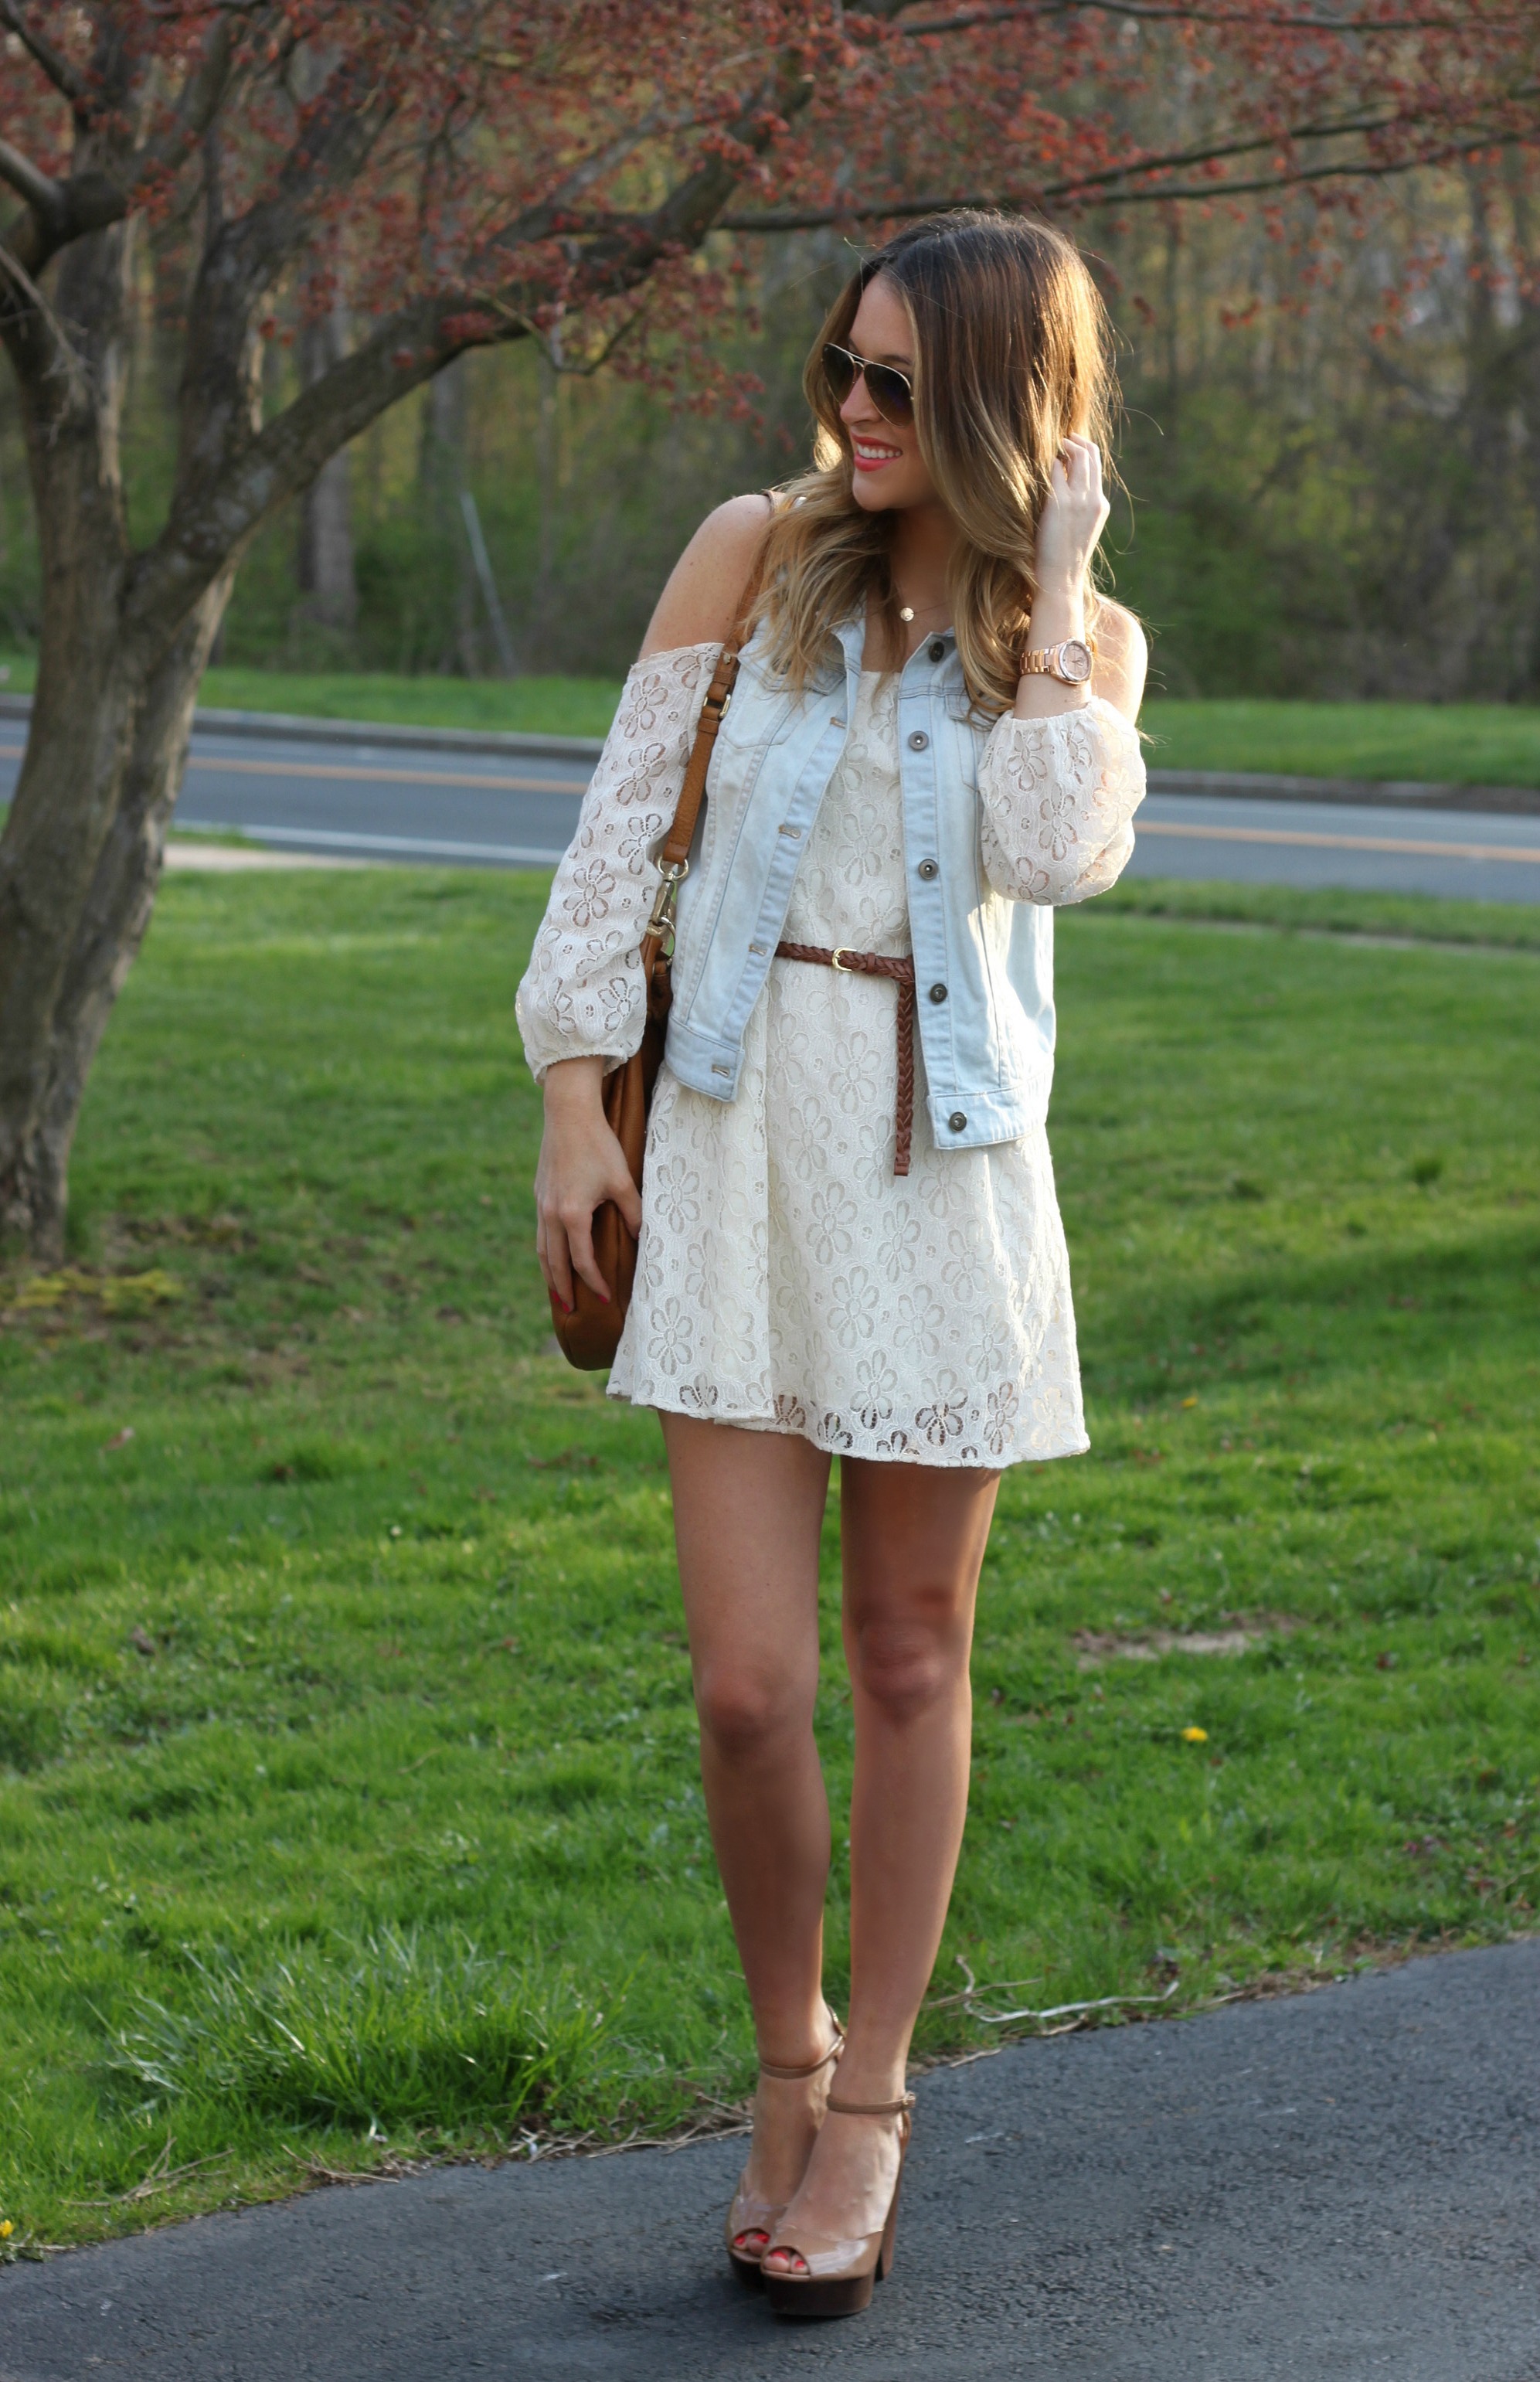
top-left (850, 1607), bottom-right (967, 1724)
top-left (694, 1660), bottom-right (814, 1761)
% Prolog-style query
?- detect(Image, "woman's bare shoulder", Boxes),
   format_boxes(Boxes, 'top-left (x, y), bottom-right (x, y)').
top-left (1092, 599), bottom-right (1148, 723)
top-left (639, 493), bottom-right (776, 658)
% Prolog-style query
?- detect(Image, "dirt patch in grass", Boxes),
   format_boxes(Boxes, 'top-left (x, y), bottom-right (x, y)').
top-left (1073, 1614), bottom-right (1306, 1666)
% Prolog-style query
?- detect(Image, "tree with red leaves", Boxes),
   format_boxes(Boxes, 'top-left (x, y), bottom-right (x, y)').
top-left (1, 0), bottom-right (1535, 1260)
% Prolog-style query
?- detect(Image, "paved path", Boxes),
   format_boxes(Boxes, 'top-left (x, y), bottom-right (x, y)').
top-left (3, 1940), bottom-right (1535, 2381)
top-left (5, 718), bottom-right (1540, 900)
top-left (162, 840), bottom-right (369, 871)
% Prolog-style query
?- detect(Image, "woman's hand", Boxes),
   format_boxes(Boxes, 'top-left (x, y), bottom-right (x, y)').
top-left (534, 1056), bottom-right (644, 1313)
top-left (1014, 434), bottom-right (1111, 718)
top-left (1032, 433), bottom-right (1110, 603)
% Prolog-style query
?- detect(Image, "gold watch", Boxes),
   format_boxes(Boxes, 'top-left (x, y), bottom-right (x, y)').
top-left (1020, 638), bottom-right (1093, 686)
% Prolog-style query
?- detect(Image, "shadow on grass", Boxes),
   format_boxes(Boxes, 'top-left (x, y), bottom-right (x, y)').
top-left (1084, 1219), bottom-right (1540, 1404)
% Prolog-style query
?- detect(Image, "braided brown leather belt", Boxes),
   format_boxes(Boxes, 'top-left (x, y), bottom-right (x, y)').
top-left (774, 941), bottom-right (918, 1176)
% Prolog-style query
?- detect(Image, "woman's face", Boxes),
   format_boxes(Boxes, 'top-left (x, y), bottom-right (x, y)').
top-left (838, 274), bottom-right (939, 515)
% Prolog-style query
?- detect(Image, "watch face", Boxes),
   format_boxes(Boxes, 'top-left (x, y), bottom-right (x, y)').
top-left (1060, 638), bottom-right (1093, 683)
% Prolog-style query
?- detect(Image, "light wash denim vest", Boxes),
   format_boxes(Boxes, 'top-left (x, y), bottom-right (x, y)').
top-left (665, 614), bottom-right (1055, 1152)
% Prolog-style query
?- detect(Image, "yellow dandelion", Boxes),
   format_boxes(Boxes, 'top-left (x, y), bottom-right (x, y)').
top-left (0, 2219), bottom-right (13, 2238)
top-left (1181, 1726), bottom-right (1209, 1744)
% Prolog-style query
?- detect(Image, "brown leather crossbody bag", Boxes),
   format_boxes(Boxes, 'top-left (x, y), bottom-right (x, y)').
top-left (547, 604), bottom-right (757, 1370)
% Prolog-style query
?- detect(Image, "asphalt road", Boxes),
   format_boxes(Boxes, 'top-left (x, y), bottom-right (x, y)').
top-left (1127, 789), bottom-right (1540, 904)
top-left (4, 719), bottom-right (1538, 900)
top-left (2, 1938), bottom-right (1536, 2382)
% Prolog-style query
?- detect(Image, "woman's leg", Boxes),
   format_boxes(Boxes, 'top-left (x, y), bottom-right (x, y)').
top-left (765, 1456), bottom-right (1000, 2268)
top-left (661, 1413), bottom-right (837, 2229)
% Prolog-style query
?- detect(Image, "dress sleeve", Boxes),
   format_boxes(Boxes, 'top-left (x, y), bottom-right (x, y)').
top-left (976, 695), bottom-right (1147, 907)
top-left (515, 642), bottom-right (720, 1083)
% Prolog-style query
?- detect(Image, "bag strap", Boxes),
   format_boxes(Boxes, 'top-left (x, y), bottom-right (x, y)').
top-left (658, 635), bottom-right (743, 871)
top-left (644, 506), bottom-right (774, 941)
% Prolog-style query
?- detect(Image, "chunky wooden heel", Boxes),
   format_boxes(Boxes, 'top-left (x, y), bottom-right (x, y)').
top-left (722, 2011), bottom-right (844, 2285)
top-left (760, 2089), bottom-right (914, 2319)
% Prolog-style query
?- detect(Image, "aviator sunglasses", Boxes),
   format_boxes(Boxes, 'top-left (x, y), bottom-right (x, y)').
top-left (821, 340), bottom-right (916, 427)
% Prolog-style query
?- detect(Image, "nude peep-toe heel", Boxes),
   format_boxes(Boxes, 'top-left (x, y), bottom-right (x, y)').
top-left (723, 2012), bottom-right (845, 2286)
top-left (760, 2089), bottom-right (916, 2319)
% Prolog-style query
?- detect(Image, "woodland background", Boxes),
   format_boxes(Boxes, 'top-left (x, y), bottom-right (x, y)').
top-left (3, 163), bottom-right (1538, 704)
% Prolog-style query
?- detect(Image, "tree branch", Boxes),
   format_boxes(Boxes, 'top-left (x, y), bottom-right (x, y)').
top-left (2, 17), bottom-right (257, 281)
top-left (718, 82), bottom-right (1540, 230)
top-left (719, 117), bottom-right (1537, 230)
top-left (0, 134), bottom-right (65, 226)
top-left (131, 46), bottom-right (820, 652)
top-left (1093, 124), bottom-right (1540, 199)
top-left (0, 0), bottom-right (86, 107)
top-left (0, 237), bottom-right (87, 394)
top-left (894, 2), bottom-right (1528, 32)
top-left (144, 13), bottom-right (244, 178)
top-left (186, 53), bottom-right (396, 373)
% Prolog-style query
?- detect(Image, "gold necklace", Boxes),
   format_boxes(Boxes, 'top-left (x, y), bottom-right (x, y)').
top-left (896, 594), bottom-right (950, 625)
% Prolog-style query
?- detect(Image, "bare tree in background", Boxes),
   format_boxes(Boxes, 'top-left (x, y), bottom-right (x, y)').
top-left (296, 294), bottom-right (357, 638)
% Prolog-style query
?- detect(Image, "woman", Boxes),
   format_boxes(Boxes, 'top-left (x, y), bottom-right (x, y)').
top-left (516, 210), bottom-right (1147, 2319)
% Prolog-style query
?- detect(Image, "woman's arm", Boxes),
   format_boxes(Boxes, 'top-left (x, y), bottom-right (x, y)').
top-left (1014, 436), bottom-right (1147, 723)
top-left (641, 491), bottom-right (775, 655)
top-left (975, 436), bottom-right (1148, 907)
top-left (522, 495), bottom-right (772, 1313)
top-left (1087, 599), bottom-right (1148, 724)
top-left (977, 698), bottom-right (1147, 906)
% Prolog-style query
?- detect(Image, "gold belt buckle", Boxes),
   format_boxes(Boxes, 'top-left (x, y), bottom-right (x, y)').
top-left (830, 946), bottom-right (855, 972)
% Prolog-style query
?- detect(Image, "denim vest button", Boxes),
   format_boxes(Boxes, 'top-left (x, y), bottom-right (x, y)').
top-left (929, 982), bottom-right (948, 1004)
top-left (917, 858), bottom-right (939, 881)
top-left (908, 730), bottom-right (929, 752)
top-left (948, 1111), bottom-right (967, 1132)
top-left (929, 641), bottom-right (945, 662)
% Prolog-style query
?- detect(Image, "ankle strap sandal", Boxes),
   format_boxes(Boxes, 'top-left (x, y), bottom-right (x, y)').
top-left (762, 2088), bottom-right (916, 2318)
top-left (723, 2010), bottom-right (845, 2285)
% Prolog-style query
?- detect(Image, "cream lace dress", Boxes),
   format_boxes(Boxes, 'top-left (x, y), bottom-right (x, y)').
top-left (516, 645), bottom-right (1145, 1469)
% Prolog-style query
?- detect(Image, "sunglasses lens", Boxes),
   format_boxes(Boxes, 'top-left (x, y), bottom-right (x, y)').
top-left (823, 343), bottom-right (914, 427)
top-left (821, 343), bottom-right (857, 403)
top-left (866, 364), bottom-right (914, 426)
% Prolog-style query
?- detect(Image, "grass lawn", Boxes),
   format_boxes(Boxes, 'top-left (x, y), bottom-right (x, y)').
top-left (0, 657), bottom-right (625, 743)
top-left (1, 867), bottom-right (1538, 2257)
top-left (1138, 699), bottom-right (1540, 788)
top-left (5, 651), bottom-right (1540, 781)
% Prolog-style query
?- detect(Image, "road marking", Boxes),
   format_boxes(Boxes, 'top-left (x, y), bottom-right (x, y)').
top-left (181, 822), bottom-right (567, 865)
top-left (11, 740), bottom-right (1536, 866)
top-left (0, 739), bottom-right (586, 795)
top-left (186, 752), bottom-right (586, 795)
top-left (1139, 819), bottom-right (1540, 864)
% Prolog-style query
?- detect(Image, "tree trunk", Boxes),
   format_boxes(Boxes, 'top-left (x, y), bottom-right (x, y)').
top-left (0, 563), bottom-right (236, 1262)
top-left (0, 203), bottom-right (241, 1263)
top-left (421, 357), bottom-right (479, 674)
top-left (25, 577), bottom-right (235, 1261)
top-left (0, 219), bottom-right (138, 1257)
top-left (297, 301), bottom-right (358, 635)
top-left (1502, 155), bottom-right (1540, 698)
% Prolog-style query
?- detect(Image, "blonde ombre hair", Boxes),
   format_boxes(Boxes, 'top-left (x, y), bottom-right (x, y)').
top-left (752, 211), bottom-right (1119, 717)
